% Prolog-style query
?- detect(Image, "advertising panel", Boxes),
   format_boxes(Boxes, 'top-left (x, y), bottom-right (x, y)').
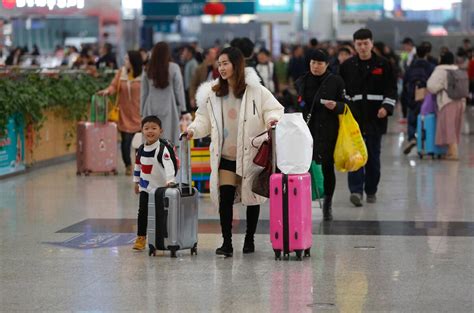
top-left (0, 115), bottom-right (25, 177)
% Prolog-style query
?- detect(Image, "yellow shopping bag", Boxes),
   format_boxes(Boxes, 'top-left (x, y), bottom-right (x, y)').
top-left (334, 104), bottom-right (368, 172)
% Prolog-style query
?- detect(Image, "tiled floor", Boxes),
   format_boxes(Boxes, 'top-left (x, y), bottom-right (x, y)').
top-left (1, 107), bottom-right (474, 312)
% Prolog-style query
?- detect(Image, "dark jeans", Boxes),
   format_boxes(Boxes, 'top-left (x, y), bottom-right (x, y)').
top-left (137, 191), bottom-right (148, 236)
top-left (407, 107), bottom-right (419, 141)
top-left (348, 133), bottom-right (382, 196)
top-left (321, 161), bottom-right (336, 199)
top-left (121, 131), bottom-right (135, 167)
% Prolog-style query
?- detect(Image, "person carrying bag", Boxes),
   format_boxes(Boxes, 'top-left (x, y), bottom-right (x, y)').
top-left (295, 49), bottom-right (347, 221)
top-left (98, 51), bottom-right (143, 175)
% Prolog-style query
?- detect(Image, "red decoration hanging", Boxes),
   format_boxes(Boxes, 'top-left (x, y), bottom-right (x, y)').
top-left (203, 2), bottom-right (226, 15)
top-left (2, 0), bottom-right (16, 10)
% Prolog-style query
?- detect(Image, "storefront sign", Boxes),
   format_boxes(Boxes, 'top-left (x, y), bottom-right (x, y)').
top-left (13, 0), bottom-right (85, 10)
top-left (0, 116), bottom-right (25, 177)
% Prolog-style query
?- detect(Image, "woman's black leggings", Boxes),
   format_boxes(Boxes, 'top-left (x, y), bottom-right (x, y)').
top-left (321, 161), bottom-right (336, 199)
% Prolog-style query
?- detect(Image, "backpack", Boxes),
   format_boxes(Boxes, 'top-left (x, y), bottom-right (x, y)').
top-left (446, 69), bottom-right (469, 100)
top-left (137, 139), bottom-right (179, 176)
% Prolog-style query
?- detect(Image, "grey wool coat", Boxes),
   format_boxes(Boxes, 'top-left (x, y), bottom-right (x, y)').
top-left (140, 62), bottom-right (186, 144)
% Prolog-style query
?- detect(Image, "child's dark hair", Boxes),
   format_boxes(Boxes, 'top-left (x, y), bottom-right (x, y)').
top-left (141, 115), bottom-right (162, 128)
top-left (353, 28), bottom-right (373, 41)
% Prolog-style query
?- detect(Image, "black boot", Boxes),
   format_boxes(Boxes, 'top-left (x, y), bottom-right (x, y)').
top-left (216, 185), bottom-right (235, 257)
top-left (323, 196), bottom-right (333, 221)
top-left (243, 205), bottom-right (260, 254)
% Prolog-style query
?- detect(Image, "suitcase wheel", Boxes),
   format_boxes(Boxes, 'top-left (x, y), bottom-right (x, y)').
top-left (170, 249), bottom-right (178, 258)
top-left (191, 243), bottom-right (198, 256)
top-left (283, 253), bottom-right (290, 260)
top-left (418, 153), bottom-right (423, 159)
top-left (149, 245), bottom-right (156, 257)
top-left (84, 171), bottom-right (90, 176)
top-left (104, 172), bottom-right (109, 176)
top-left (273, 249), bottom-right (282, 261)
top-left (295, 250), bottom-right (303, 261)
top-left (76, 171), bottom-right (81, 176)
top-left (304, 248), bottom-right (311, 258)
top-left (113, 170), bottom-right (118, 175)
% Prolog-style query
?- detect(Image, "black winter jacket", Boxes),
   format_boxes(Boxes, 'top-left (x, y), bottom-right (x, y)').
top-left (295, 71), bottom-right (346, 163)
top-left (339, 54), bottom-right (397, 135)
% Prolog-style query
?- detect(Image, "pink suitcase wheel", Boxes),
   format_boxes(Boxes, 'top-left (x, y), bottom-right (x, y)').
top-left (274, 249), bottom-right (282, 261)
top-left (304, 248), bottom-right (311, 257)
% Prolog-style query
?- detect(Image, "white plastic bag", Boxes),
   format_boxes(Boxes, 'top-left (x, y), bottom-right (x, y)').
top-left (275, 113), bottom-right (313, 174)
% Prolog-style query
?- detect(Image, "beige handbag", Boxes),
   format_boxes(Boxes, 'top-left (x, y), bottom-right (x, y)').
top-left (415, 86), bottom-right (427, 102)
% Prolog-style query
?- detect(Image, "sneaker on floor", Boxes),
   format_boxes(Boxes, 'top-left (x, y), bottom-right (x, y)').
top-left (350, 193), bottom-right (363, 207)
top-left (133, 236), bottom-right (146, 250)
top-left (403, 139), bottom-right (417, 155)
top-left (366, 194), bottom-right (377, 203)
top-left (125, 166), bottom-right (133, 176)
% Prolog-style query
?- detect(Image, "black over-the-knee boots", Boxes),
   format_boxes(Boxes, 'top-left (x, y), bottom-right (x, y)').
top-left (216, 185), bottom-right (236, 257)
top-left (243, 205), bottom-right (260, 253)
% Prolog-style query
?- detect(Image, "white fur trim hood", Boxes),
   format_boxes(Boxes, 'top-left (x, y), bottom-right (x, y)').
top-left (195, 67), bottom-right (261, 107)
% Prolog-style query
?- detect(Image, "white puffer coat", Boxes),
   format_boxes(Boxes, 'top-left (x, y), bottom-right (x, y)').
top-left (188, 68), bottom-right (284, 208)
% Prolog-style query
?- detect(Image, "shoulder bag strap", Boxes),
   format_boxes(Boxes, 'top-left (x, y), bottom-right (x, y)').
top-left (306, 73), bottom-right (332, 125)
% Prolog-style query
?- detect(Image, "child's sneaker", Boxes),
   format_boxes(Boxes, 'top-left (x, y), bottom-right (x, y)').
top-left (133, 236), bottom-right (146, 250)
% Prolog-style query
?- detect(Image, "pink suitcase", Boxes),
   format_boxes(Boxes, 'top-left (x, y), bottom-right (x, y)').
top-left (269, 173), bottom-right (312, 261)
top-left (76, 121), bottom-right (118, 176)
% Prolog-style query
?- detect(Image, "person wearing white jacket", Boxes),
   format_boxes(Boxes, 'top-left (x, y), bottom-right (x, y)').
top-left (186, 47), bottom-right (284, 257)
top-left (427, 51), bottom-right (466, 160)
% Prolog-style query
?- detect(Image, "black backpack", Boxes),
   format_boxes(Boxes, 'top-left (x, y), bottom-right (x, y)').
top-left (137, 139), bottom-right (179, 176)
top-left (406, 64), bottom-right (430, 109)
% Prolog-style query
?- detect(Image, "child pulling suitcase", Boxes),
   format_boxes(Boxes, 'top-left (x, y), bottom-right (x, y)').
top-left (146, 132), bottom-right (199, 258)
top-left (132, 116), bottom-right (198, 257)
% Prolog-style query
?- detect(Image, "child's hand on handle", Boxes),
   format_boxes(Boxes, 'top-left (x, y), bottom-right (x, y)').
top-left (183, 130), bottom-right (194, 140)
top-left (134, 183), bottom-right (139, 195)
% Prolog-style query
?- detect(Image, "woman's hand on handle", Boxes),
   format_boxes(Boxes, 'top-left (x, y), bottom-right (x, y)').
top-left (267, 120), bottom-right (278, 129)
top-left (97, 89), bottom-right (109, 96)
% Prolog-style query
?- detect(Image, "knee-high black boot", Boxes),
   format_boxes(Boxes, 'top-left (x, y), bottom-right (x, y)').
top-left (243, 205), bottom-right (260, 253)
top-left (216, 185), bottom-right (236, 257)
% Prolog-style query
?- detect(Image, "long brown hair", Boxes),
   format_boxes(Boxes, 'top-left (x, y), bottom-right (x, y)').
top-left (147, 42), bottom-right (170, 88)
top-left (212, 47), bottom-right (246, 98)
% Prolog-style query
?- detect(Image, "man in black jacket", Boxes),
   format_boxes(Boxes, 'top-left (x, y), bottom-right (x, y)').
top-left (339, 28), bottom-right (397, 207)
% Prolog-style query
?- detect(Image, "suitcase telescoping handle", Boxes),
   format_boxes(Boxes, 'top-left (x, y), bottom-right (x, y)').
top-left (91, 94), bottom-right (108, 124)
top-left (271, 125), bottom-right (277, 174)
top-left (178, 133), bottom-right (193, 195)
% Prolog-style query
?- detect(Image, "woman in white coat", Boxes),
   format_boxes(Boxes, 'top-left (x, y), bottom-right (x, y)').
top-left (186, 47), bottom-right (284, 257)
top-left (427, 51), bottom-right (466, 160)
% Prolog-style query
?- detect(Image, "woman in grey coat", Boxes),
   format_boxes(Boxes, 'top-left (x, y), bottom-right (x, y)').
top-left (141, 42), bottom-right (187, 144)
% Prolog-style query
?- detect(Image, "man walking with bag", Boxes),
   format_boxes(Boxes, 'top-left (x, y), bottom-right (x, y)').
top-left (339, 29), bottom-right (397, 206)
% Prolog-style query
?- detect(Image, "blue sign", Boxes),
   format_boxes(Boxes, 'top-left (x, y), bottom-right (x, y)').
top-left (142, 0), bottom-right (255, 16)
top-left (45, 233), bottom-right (137, 250)
top-left (0, 115), bottom-right (25, 177)
top-left (339, 0), bottom-right (384, 12)
top-left (257, 0), bottom-right (294, 13)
